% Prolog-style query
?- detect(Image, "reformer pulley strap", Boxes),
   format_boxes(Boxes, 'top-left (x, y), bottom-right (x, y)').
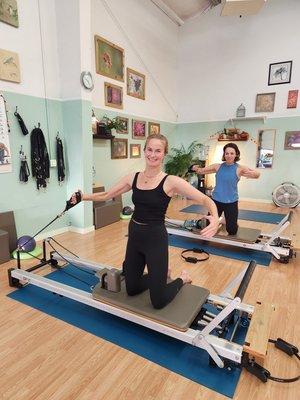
top-left (181, 248), bottom-right (209, 263)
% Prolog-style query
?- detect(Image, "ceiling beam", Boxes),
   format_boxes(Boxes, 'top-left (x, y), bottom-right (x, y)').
top-left (151, 0), bottom-right (185, 26)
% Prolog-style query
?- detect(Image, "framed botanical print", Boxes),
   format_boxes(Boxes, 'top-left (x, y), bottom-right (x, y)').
top-left (0, 0), bottom-right (19, 27)
top-left (0, 49), bottom-right (20, 83)
top-left (148, 122), bottom-right (160, 135)
top-left (111, 138), bottom-right (128, 159)
top-left (116, 116), bottom-right (129, 134)
top-left (268, 61), bottom-right (292, 86)
top-left (255, 93), bottom-right (275, 112)
top-left (284, 131), bottom-right (300, 150)
top-left (127, 68), bottom-right (145, 100)
top-left (132, 119), bottom-right (146, 139)
top-left (130, 143), bottom-right (141, 158)
top-left (104, 82), bottom-right (123, 109)
top-left (287, 90), bottom-right (298, 109)
top-left (95, 35), bottom-right (124, 82)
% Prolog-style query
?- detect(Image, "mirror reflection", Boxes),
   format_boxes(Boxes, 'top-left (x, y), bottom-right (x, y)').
top-left (256, 129), bottom-right (276, 168)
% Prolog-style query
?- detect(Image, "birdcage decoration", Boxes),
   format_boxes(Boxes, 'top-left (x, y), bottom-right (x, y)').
top-left (236, 104), bottom-right (246, 118)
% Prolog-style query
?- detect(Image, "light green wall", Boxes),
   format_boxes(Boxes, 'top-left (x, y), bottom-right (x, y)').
top-left (0, 91), bottom-right (69, 237)
top-left (176, 117), bottom-right (300, 201)
top-left (0, 92), bottom-right (95, 236)
top-left (62, 99), bottom-right (93, 229)
top-left (0, 91), bottom-right (177, 238)
top-left (3, 90), bottom-right (297, 241)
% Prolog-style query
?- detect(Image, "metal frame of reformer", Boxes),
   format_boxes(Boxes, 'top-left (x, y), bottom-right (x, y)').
top-left (8, 251), bottom-right (257, 369)
top-left (166, 211), bottom-right (293, 262)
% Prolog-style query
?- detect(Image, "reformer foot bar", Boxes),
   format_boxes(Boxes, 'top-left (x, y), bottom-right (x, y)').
top-left (8, 250), bottom-right (276, 382)
top-left (166, 211), bottom-right (294, 263)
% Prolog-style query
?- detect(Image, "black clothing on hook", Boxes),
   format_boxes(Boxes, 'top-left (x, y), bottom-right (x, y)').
top-left (56, 136), bottom-right (65, 183)
top-left (19, 159), bottom-right (30, 182)
top-left (14, 111), bottom-right (29, 136)
top-left (30, 127), bottom-right (50, 189)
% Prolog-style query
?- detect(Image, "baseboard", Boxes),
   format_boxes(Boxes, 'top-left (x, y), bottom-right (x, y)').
top-left (36, 226), bottom-right (69, 241)
top-left (240, 197), bottom-right (273, 204)
top-left (35, 225), bottom-right (95, 241)
top-left (69, 225), bottom-right (95, 234)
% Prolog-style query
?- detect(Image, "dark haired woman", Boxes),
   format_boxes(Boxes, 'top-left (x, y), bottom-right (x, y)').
top-left (191, 143), bottom-right (260, 235)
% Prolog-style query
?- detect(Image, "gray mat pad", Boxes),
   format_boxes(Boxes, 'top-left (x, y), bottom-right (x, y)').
top-left (216, 226), bottom-right (261, 243)
top-left (92, 281), bottom-right (209, 331)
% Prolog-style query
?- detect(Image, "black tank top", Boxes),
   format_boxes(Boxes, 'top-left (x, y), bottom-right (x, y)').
top-left (132, 172), bottom-right (171, 223)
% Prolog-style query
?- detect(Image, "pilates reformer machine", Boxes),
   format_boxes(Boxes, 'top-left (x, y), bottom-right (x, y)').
top-left (165, 211), bottom-right (295, 263)
top-left (8, 197), bottom-right (298, 384)
top-left (9, 242), bottom-right (296, 383)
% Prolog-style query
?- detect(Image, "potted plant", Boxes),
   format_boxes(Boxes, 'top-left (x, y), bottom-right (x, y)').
top-left (97, 115), bottom-right (125, 136)
top-left (165, 141), bottom-right (203, 178)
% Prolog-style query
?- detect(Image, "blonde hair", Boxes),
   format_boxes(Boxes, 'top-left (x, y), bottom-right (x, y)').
top-left (144, 134), bottom-right (169, 154)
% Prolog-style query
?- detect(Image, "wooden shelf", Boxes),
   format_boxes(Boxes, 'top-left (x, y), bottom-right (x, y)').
top-left (230, 116), bottom-right (266, 123)
top-left (93, 134), bottom-right (115, 140)
top-left (218, 138), bottom-right (248, 142)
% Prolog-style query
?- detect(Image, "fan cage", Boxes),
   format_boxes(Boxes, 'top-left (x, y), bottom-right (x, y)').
top-left (272, 182), bottom-right (300, 208)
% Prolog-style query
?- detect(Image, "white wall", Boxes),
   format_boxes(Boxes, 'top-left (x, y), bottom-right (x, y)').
top-left (0, 0), bottom-right (60, 99)
top-left (177, 0), bottom-right (300, 122)
top-left (91, 0), bottom-right (179, 122)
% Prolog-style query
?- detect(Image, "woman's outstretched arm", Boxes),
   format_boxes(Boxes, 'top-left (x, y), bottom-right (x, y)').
top-left (71, 173), bottom-right (134, 204)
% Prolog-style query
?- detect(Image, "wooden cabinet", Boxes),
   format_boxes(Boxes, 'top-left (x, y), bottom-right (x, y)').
top-left (92, 186), bottom-right (122, 229)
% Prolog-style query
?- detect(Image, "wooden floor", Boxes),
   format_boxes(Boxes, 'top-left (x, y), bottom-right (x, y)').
top-left (0, 198), bottom-right (299, 400)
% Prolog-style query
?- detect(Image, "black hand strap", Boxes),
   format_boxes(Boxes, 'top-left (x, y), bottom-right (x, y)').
top-left (188, 164), bottom-right (199, 173)
top-left (181, 248), bottom-right (209, 263)
top-left (242, 337), bottom-right (299, 383)
top-left (65, 191), bottom-right (82, 211)
top-left (14, 111), bottom-right (29, 136)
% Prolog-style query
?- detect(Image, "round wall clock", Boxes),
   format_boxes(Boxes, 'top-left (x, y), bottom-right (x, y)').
top-left (80, 71), bottom-right (94, 90)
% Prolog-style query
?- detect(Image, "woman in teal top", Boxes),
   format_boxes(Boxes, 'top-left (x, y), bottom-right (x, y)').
top-left (192, 143), bottom-right (260, 235)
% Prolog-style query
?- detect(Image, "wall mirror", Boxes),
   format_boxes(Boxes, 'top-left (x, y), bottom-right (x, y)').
top-left (256, 129), bottom-right (276, 168)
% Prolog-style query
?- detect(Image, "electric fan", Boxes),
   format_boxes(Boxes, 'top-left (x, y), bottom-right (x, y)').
top-left (272, 182), bottom-right (300, 208)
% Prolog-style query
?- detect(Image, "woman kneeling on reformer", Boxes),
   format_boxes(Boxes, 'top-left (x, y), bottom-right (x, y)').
top-left (71, 134), bottom-right (219, 309)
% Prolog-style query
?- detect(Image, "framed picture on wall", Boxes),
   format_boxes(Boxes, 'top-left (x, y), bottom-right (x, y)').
top-left (255, 92), bottom-right (275, 112)
top-left (268, 61), bottom-right (292, 85)
top-left (0, 0), bottom-right (19, 28)
top-left (94, 35), bottom-right (124, 82)
top-left (132, 119), bottom-right (146, 139)
top-left (0, 49), bottom-right (21, 83)
top-left (116, 116), bottom-right (129, 134)
top-left (287, 90), bottom-right (298, 109)
top-left (127, 68), bottom-right (145, 100)
top-left (111, 138), bottom-right (128, 159)
top-left (284, 131), bottom-right (300, 150)
top-left (104, 82), bottom-right (123, 109)
top-left (130, 143), bottom-right (141, 158)
top-left (148, 122), bottom-right (160, 135)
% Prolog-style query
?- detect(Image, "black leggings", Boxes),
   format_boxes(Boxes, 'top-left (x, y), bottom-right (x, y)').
top-left (123, 220), bottom-right (183, 309)
top-left (213, 199), bottom-right (238, 235)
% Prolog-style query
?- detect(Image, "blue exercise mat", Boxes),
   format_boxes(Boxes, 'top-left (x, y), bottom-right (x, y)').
top-left (180, 205), bottom-right (284, 224)
top-left (7, 265), bottom-right (248, 398)
top-left (169, 235), bottom-right (272, 266)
